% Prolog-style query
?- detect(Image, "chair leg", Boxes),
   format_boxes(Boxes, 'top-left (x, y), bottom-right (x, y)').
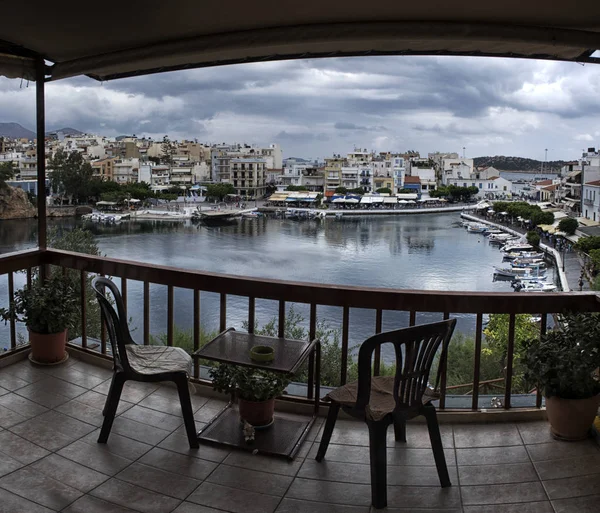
top-left (175, 375), bottom-right (199, 449)
top-left (98, 372), bottom-right (126, 444)
top-left (315, 402), bottom-right (339, 462)
top-left (393, 413), bottom-right (407, 442)
top-left (423, 404), bottom-right (451, 488)
top-left (367, 417), bottom-right (390, 510)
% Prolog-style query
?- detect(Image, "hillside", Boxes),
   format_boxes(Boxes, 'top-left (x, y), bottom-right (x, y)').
top-left (473, 155), bottom-right (566, 172)
top-left (0, 122), bottom-right (35, 140)
top-left (0, 122), bottom-right (83, 140)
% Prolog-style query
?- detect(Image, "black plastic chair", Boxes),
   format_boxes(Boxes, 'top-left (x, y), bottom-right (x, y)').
top-left (92, 277), bottom-right (199, 448)
top-left (316, 319), bottom-right (456, 509)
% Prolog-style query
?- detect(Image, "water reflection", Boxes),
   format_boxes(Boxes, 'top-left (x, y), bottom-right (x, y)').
top-left (0, 213), bottom-right (521, 358)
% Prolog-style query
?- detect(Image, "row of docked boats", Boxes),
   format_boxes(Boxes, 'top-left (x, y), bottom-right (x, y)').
top-left (81, 212), bottom-right (129, 224)
top-left (462, 222), bottom-right (557, 292)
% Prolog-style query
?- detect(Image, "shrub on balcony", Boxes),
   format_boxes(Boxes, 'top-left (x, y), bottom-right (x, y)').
top-left (524, 312), bottom-right (600, 400)
top-left (1, 274), bottom-right (78, 334)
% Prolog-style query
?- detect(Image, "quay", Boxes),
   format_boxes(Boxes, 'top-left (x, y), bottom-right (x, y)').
top-left (460, 212), bottom-right (571, 291)
top-left (259, 204), bottom-right (476, 216)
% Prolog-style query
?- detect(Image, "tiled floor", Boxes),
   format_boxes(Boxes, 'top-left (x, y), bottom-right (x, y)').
top-left (0, 355), bottom-right (599, 513)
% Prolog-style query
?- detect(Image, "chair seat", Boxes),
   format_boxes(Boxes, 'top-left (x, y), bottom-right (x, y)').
top-left (327, 376), bottom-right (440, 421)
top-left (126, 345), bottom-right (192, 376)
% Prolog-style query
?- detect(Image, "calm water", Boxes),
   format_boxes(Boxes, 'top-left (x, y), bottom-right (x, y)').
top-left (0, 213), bottom-right (557, 357)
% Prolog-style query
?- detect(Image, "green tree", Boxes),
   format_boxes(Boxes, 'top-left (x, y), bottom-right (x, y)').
top-left (286, 185), bottom-right (308, 191)
top-left (530, 210), bottom-right (555, 226)
top-left (334, 187), bottom-right (348, 194)
top-left (161, 135), bottom-right (174, 166)
top-left (0, 161), bottom-right (16, 187)
top-left (375, 187), bottom-right (392, 194)
top-left (48, 149), bottom-right (94, 204)
top-left (575, 236), bottom-right (600, 253)
top-left (558, 217), bottom-right (578, 235)
top-left (206, 183), bottom-right (236, 201)
top-left (484, 313), bottom-right (540, 392)
top-left (526, 231), bottom-right (541, 247)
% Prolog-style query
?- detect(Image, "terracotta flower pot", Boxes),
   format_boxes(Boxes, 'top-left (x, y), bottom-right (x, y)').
top-left (28, 329), bottom-right (68, 364)
top-left (238, 398), bottom-right (275, 427)
top-left (546, 394), bottom-right (600, 441)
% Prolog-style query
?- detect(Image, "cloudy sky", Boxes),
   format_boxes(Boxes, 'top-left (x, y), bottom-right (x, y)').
top-left (1, 56), bottom-right (600, 161)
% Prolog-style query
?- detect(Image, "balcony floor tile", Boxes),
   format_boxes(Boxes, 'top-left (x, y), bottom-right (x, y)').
top-left (0, 354), bottom-right (599, 512)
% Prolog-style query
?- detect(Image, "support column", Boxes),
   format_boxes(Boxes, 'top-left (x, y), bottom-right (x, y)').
top-left (36, 57), bottom-right (46, 250)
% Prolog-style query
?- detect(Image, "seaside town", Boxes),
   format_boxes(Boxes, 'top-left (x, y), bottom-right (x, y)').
top-left (1, 131), bottom-right (598, 218)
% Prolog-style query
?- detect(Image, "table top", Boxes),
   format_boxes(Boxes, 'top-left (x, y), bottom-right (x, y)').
top-left (193, 329), bottom-right (317, 374)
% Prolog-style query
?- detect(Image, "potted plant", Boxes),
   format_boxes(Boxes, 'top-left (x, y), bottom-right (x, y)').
top-left (210, 364), bottom-right (289, 427)
top-left (0, 274), bottom-right (79, 364)
top-left (524, 312), bottom-right (600, 440)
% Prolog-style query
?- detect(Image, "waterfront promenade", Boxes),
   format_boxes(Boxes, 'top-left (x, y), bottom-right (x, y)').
top-left (461, 213), bottom-right (587, 292)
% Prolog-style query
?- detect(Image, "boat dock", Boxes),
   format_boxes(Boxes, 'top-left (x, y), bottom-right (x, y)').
top-left (460, 212), bottom-right (570, 291)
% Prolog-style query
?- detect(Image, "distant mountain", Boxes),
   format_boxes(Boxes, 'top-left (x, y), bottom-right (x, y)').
top-left (0, 122), bottom-right (35, 140)
top-left (473, 155), bottom-right (567, 172)
top-left (0, 122), bottom-right (84, 141)
top-left (48, 127), bottom-right (83, 136)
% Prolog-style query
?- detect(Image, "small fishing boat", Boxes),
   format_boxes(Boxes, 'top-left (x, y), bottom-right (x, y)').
top-left (501, 243), bottom-right (534, 253)
top-left (503, 251), bottom-right (544, 261)
top-left (515, 282), bottom-right (557, 292)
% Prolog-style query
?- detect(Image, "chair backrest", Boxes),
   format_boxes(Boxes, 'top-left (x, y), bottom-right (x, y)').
top-left (91, 276), bottom-right (134, 373)
top-left (355, 319), bottom-right (456, 411)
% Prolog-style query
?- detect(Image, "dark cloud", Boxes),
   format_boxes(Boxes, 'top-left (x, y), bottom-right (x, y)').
top-left (1, 56), bottom-right (599, 159)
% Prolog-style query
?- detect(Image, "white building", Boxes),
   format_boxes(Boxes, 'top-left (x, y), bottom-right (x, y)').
top-left (582, 180), bottom-right (600, 222)
top-left (411, 168), bottom-right (436, 194)
top-left (341, 167), bottom-right (359, 190)
top-left (441, 158), bottom-right (474, 185)
top-left (447, 176), bottom-right (512, 198)
top-left (113, 158), bottom-right (139, 184)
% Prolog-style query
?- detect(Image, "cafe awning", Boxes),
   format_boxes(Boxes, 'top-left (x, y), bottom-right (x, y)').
top-left (3, 2), bottom-right (600, 82)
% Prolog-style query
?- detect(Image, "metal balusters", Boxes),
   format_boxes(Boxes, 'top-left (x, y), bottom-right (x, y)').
top-left (193, 289), bottom-right (200, 378)
top-left (307, 303), bottom-right (316, 400)
top-left (278, 300), bottom-right (285, 338)
top-left (220, 293), bottom-right (226, 332)
top-left (536, 313), bottom-right (548, 408)
top-left (314, 340), bottom-right (321, 413)
top-left (471, 313), bottom-right (483, 410)
top-left (121, 278), bottom-right (127, 315)
top-left (504, 313), bottom-right (516, 409)
top-left (374, 309), bottom-right (383, 376)
top-left (143, 281), bottom-right (150, 345)
top-left (341, 306), bottom-right (349, 385)
top-left (439, 312), bottom-right (450, 409)
top-left (248, 297), bottom-right (255, 335)
top-left (7, 273), bottom-right (16, 350)
top-left (100, 276), bottom-right (107, 354)
top-left (167, 286), bottom-right (174, 346)
top-left (80, 270), bottom-right (87, 349)
top-left (409, 310), bottom-right (416, 326)
top-left (26, 268), bottom-right (32, 289)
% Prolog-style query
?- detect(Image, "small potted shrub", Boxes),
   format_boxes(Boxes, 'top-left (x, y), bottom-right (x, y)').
top-left (524, 312), bottom-right (600, 440)
top-left (210, 364), bottom-right (289, 427)
top-left (1, 274), bottom-right (79, 364)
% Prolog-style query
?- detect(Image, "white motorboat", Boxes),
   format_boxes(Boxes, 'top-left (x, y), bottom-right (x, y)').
top-left (501, 243), bottom-right (534, 253)
top-left (494, 266), bottom-right (546, 278)
top-left (503, 251), bottom-right (544, 260)
top-left (516, 282), bottom-right (557, 292)
top-left (466, 223), bottom-right (488, 233)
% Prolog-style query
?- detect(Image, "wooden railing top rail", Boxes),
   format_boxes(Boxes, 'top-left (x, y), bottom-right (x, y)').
top-left (37, 249), bottom-right (600, 315)
top-left (0, 249), bottom-right (43, 275)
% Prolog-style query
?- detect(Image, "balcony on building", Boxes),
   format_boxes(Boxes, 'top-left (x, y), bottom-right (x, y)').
top-left (1, 4), bottom-right (600, 512)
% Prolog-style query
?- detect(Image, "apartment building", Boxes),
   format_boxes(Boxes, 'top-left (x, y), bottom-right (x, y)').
top-left (231, 157), bottom-right (267, 198)
top-left (91, 157), bottom-right (116, 181)
top-left (582, 180), bottom-right (600, 222)
top-left (324, 156), bottom-right (344, 192)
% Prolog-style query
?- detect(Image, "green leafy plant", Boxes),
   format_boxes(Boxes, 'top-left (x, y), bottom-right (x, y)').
top-left (526, 230), bottom-right (541, 247)
top-left (0, 274), bottom-right (79, 334)
top-left (523, 313), bottom-right (600, 399)
top-left (210, 364), bottom-right (290, 402)
top-left (558, 217), bottom-right (578, 235)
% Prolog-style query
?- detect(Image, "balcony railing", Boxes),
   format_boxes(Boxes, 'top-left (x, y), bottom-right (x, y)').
top-left (2, 248), bottom-right (600, 413)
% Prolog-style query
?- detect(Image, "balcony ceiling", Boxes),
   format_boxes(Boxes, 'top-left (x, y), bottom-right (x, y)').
top-left (1, 1), bottom-right (600, 82)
